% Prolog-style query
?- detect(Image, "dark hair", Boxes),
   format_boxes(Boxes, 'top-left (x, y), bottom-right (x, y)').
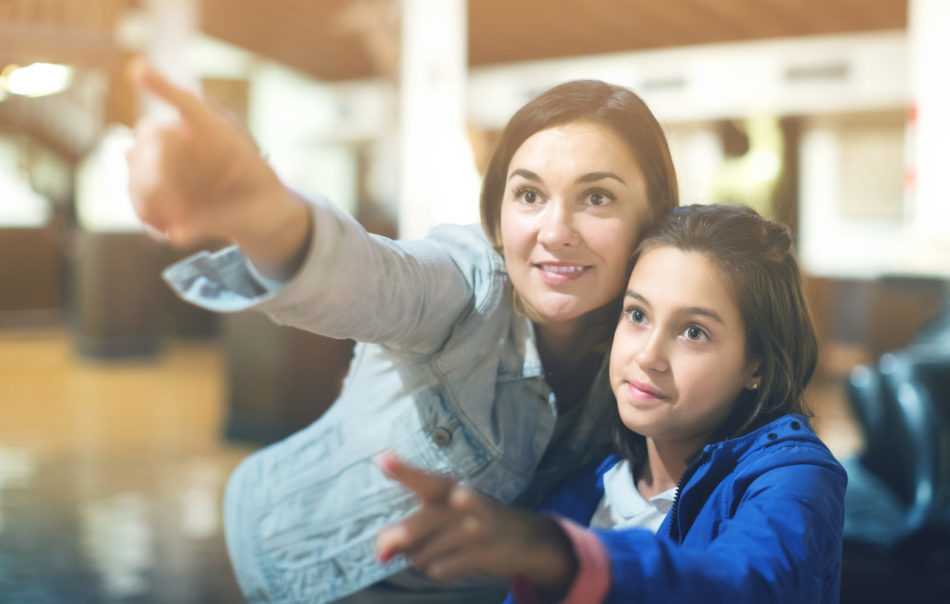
top-left (479, 80), bottom-right (678, 249)
top-left (613, 204), bottom-right (819, 465)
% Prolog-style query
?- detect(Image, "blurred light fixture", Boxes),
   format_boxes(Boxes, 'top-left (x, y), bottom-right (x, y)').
top-left (746, 149), bottom-right (782, 183)
top-left (2, 62), bottom-right (74, 97)
top-left (0, 64), bottom-right (15, 101)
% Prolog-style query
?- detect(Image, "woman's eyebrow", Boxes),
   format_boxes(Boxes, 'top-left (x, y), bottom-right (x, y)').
top-left (577, 171), bottom-right (626, 185)
top-left (508, 168), bottom-right (541, 182)
top-left (508, 169), bottom-right (627, 186)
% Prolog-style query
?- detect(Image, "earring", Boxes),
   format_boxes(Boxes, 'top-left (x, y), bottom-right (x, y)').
top-left (751, 383), bottom-right (759, 391)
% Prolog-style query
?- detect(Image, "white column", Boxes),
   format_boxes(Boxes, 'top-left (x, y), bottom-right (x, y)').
top-left (76, 0), bottom-right (200, 232)
top-left (144, 0), bottom-right (199, 117)
top-left (397, 0), bottom-right (478, 239)
top-left (907, 0), bottom-right (950, 239)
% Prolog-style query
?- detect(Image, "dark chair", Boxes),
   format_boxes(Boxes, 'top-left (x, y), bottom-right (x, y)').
top-left (840, 310), bottom-right (950, 603)
top-left (845, 350), bottom-right (949, 543)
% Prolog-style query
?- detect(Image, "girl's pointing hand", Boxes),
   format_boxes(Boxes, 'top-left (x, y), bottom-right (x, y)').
top-left (375, 453), bottom-right (577, 594)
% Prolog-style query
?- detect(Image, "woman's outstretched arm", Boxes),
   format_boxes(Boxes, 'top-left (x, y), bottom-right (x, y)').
top-left (127, 60), bottom-right (478, 351)
top-left (127, 58), bottom-right (311, 278)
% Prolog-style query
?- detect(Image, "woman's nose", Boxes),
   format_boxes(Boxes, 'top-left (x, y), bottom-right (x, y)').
top-left (537, 202), bottom-right (580, 248)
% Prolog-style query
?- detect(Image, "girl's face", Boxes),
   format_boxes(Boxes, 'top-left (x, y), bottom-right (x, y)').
top-left (499, 120), bottom-right (651, 327)
top-left (609, 246), bottom-right (760, 452)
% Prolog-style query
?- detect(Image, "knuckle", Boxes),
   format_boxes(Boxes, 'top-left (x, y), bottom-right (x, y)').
top-left (461, 514), bottom-right (481, 535)
top-left (449, 486), bottom-right (478, 510)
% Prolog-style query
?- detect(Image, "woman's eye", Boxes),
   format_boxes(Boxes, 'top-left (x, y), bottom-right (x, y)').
top-left (514, 187), bottom-right (541, 204)
top-left (587, 190), bottom-right (613, 207)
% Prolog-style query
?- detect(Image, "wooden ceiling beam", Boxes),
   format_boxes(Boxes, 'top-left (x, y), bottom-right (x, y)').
top-left (201, 0), bottom-right (378, 80)
top-left (0, 23), bottom-right (121, 68)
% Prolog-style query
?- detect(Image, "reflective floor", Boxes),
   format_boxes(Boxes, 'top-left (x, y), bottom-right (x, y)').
top-left (0, 330), bottom-right (250, 603)
top-left (0, 328), bottom-right (867, 604)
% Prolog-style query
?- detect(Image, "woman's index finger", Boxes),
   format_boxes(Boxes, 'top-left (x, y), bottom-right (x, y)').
top-left (379, 452), bottom-right (455, 503)
top-left (130, 57), bottom-right (210, 125)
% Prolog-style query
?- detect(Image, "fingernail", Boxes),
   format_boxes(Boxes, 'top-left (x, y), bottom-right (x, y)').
top-left (375, 451), bottom-right (396, 476)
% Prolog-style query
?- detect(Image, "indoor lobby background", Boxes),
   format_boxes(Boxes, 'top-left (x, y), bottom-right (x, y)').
top-left (1, 1), bottom-right (948, 602)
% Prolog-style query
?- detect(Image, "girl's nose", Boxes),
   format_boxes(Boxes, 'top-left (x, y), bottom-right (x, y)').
top-left (634, 332), bottom-right (669, 373)
top-left (537, 202), bottom-right (580, 248)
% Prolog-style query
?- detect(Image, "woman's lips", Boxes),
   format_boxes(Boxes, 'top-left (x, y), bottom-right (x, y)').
top-left (535, 263), bottom-right (590, 285)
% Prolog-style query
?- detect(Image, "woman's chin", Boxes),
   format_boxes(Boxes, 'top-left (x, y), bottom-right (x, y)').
top-left (527, 296), bottom-right (612, 327)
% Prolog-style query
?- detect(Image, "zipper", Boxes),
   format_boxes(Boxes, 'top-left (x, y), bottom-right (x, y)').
top-left (667, 449), bottom-right (711, 541)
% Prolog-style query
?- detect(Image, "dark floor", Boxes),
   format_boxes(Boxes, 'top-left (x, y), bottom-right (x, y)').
top-left (0, 330), bottom-right (248, 603)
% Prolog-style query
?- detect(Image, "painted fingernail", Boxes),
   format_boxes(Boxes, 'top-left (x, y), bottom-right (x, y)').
top-left (376, 452), bottom-right (398, 477)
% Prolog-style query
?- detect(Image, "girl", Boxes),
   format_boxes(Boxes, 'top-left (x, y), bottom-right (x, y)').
top-left (376, 204), bottom-right (848, 603)
top-left (125, 65), bottom-right (677, 604)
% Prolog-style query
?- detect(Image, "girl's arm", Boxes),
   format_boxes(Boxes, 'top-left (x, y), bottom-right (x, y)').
top-left (379, 451), bottom-right (846, 604)
top-left (592, 458), bottom-right (847, 604)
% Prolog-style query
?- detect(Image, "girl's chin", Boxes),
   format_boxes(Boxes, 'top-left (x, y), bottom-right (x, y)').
top-left (617, 408), bottom-right (658, 435)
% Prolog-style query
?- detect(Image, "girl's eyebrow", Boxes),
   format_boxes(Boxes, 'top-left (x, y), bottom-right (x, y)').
top-left (626, 290), bottom-right (646, 302)
top-left (625, 290), bottom-right (725, 325)
top-left (508, 168), bottom-right (626, 185)
top-left (625, 291), bottom-right (651, 308)
top-left (684, 307), bottom-right (725, 325)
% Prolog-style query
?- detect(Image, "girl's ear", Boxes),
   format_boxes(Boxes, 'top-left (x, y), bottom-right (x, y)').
top-left (743, 360), bottom-right (762, 391)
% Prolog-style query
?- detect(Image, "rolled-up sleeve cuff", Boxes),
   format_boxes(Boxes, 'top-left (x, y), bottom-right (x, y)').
top-left (161, 192), bottom-right (335, 314)
top-left (508, 516), bottom-right (610, 604)
top-left (162, 246), bottom-right (282, 312)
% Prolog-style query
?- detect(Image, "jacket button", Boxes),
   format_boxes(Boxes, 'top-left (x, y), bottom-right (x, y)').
top-left (767, 432), bottom-right (777, 440)
top-left (790, 421), bottom-right (801, 430)
top-left (431, 427), bottom-right (453, 447)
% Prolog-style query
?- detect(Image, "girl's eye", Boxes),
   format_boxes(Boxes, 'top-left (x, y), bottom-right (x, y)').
top-left (683, 325), bottom-right (708, 342)
top-left (625, 307), bottom-right (646, 324)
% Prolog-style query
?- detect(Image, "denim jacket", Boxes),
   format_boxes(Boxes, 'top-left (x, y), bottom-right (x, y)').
top-left (163, 195), bottom-right (615, 603)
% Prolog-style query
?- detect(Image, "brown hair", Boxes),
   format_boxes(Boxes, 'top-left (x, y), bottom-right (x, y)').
top-left (614, 204), bottom-right (819, 463)
top-left (479, 80), bottom-right (678, 249)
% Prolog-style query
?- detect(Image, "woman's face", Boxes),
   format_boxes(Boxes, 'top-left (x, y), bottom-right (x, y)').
top-left (609, 246), bottom-right (760, 453)
top-left (500, 120), bottom-right (651, 326)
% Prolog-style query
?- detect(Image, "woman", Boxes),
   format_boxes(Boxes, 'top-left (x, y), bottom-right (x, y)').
top-left (377, 204), bottom-right (847, 603)
top-left (126, 63), bottom-right (677, 603)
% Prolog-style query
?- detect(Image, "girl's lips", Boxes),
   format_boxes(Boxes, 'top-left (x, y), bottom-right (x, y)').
top-left (627, 380), bottom-right (667, 401)
top-left (535, 263), bottom-right (590, 285)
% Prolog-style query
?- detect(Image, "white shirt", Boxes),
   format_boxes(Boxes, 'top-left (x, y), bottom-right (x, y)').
top-left (589, 459), bottom-right (677, 533)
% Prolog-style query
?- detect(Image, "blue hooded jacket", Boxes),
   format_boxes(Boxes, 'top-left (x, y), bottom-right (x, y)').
top-left (506, 414), bottom-right (847, 604)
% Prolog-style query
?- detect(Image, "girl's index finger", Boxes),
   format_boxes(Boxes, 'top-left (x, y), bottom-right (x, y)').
top-left (379, 452), bottom-right (455, 504)
top-left (130, 57), bottom-right (210, 125)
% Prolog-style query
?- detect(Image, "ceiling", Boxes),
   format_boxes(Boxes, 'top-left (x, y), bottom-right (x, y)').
top-left (202, 0), bottom-right (909, 81)
top-left (0, 0), bottom-right (909, 161)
